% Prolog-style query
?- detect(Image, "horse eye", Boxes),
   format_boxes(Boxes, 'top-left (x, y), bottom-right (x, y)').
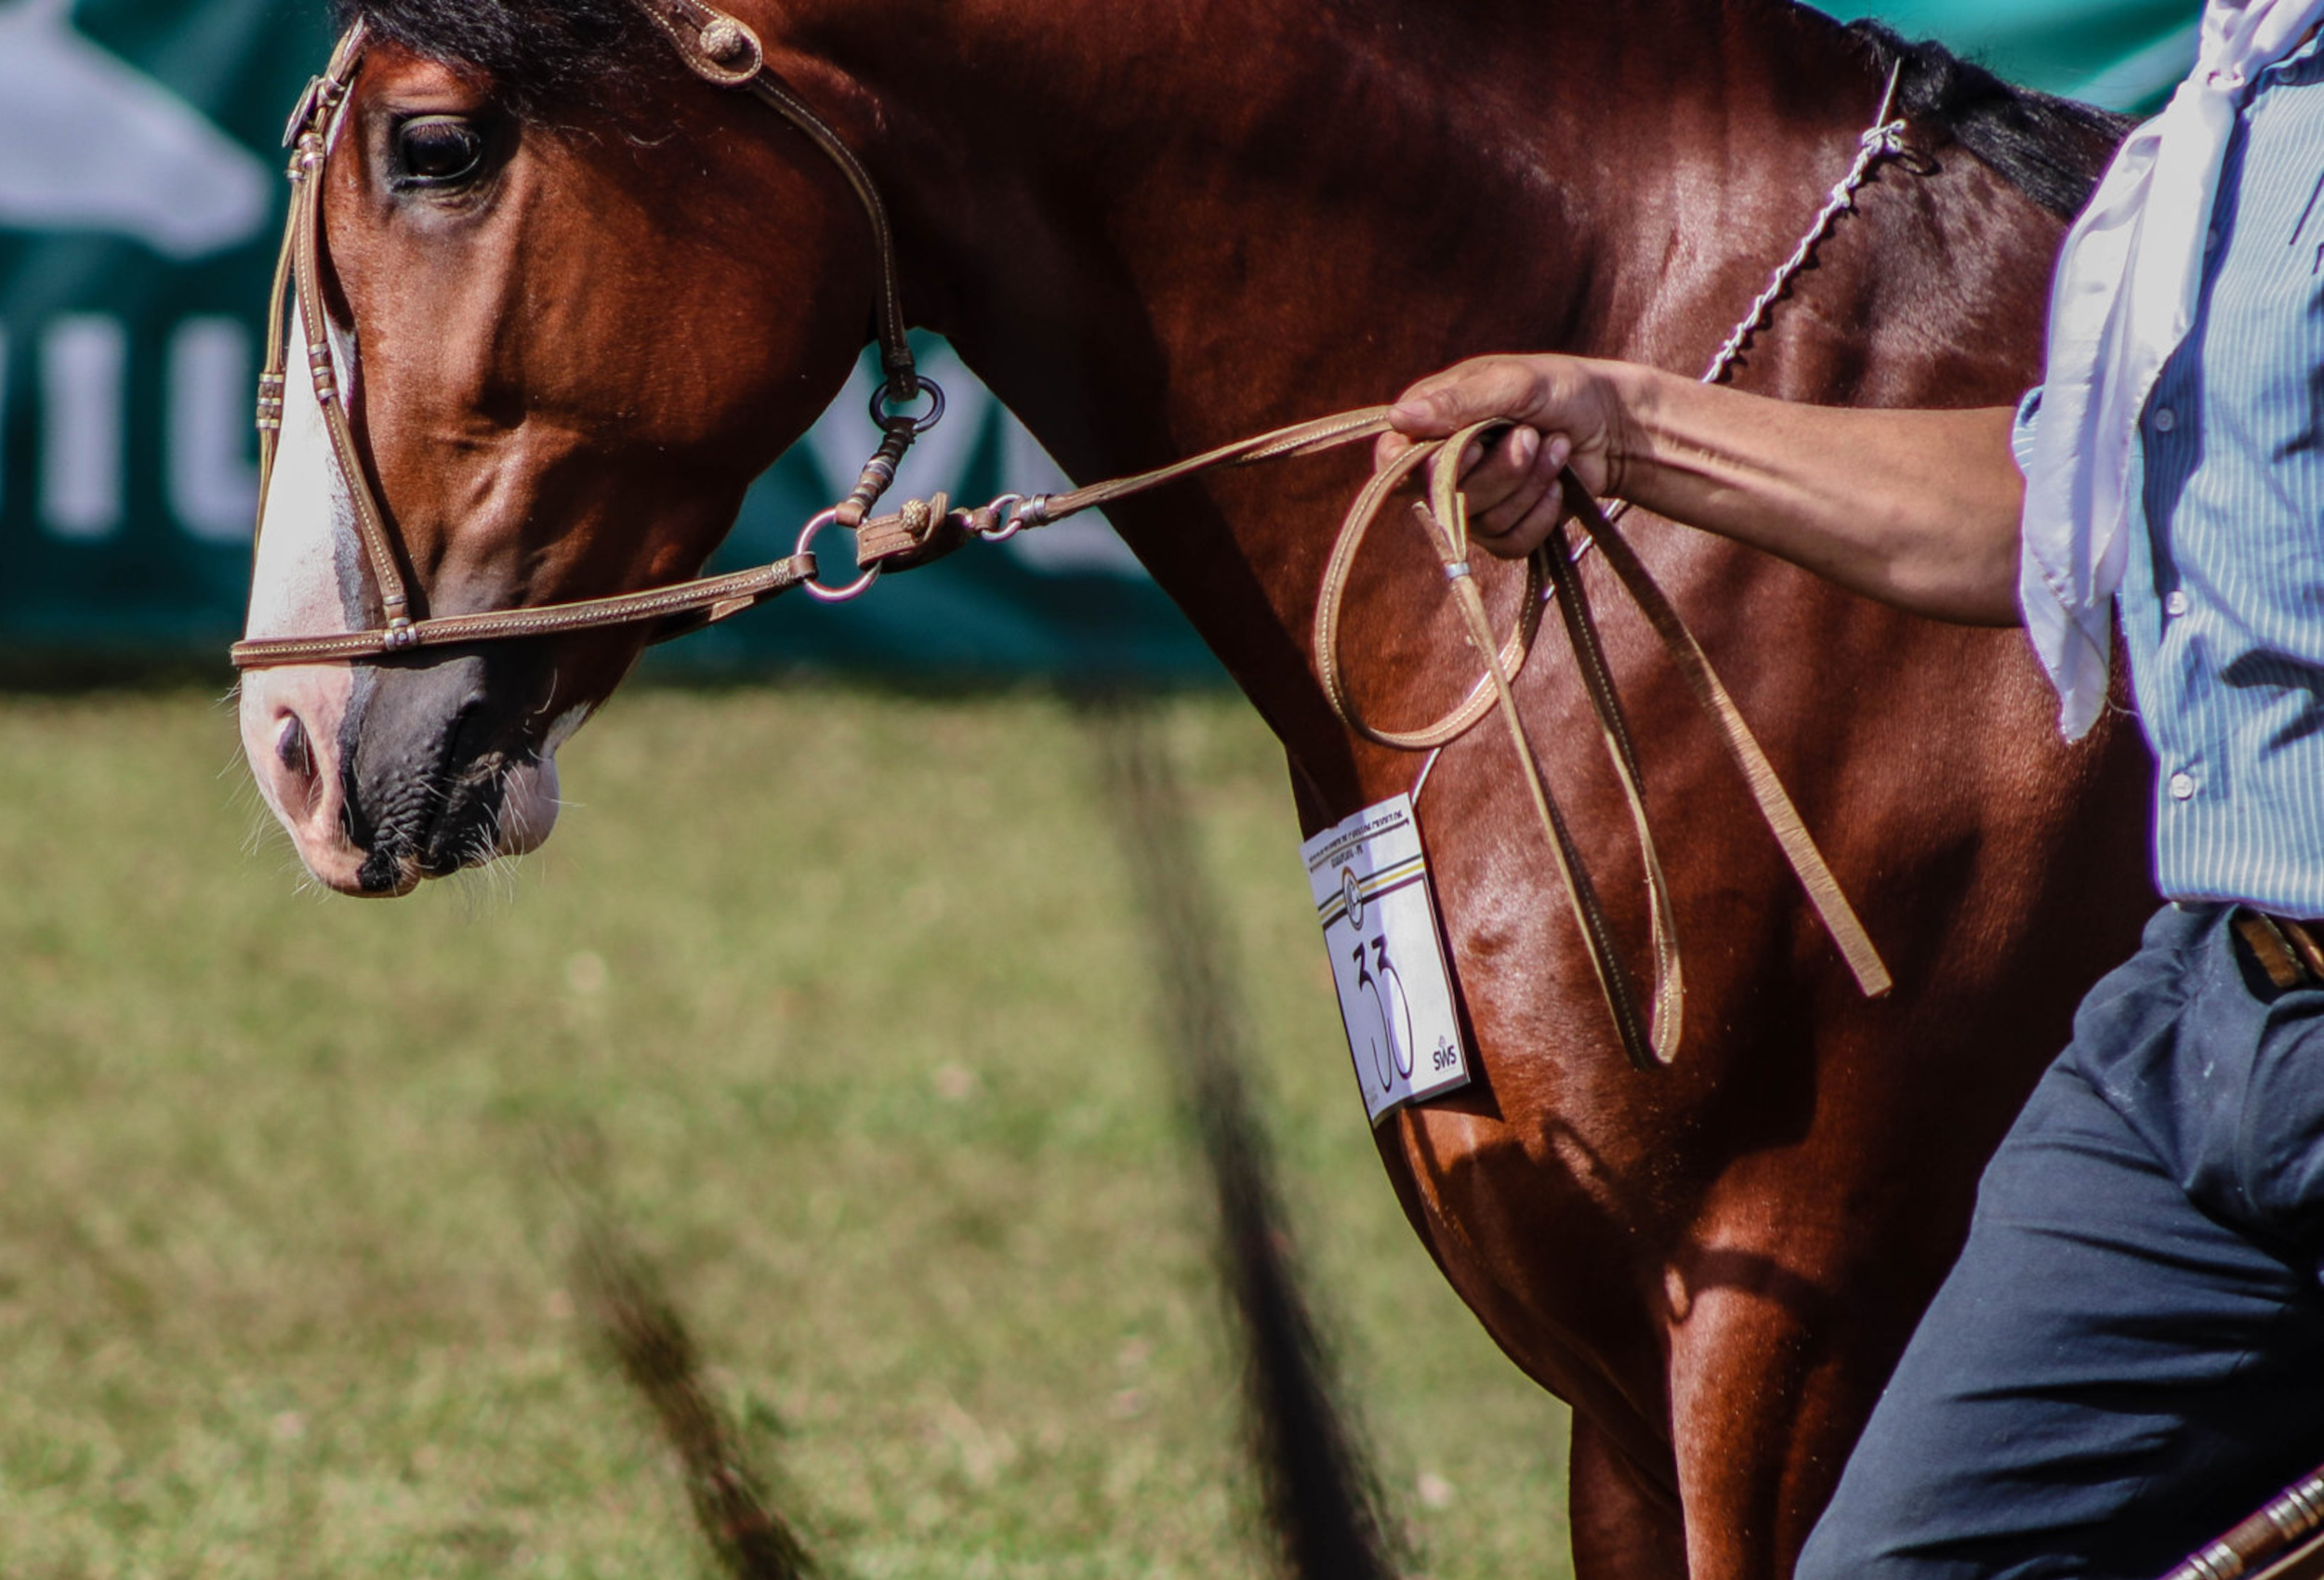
top-left (394, 116), bottom-right (485, 187)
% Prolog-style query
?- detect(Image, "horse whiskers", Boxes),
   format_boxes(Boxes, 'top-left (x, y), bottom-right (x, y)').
top-left (283, 853), bottom-right (328, 902)
top-left (449, 840), bottom-right (521, 914)
top-left (233, 769), bottom-right (295, 865)
top-left (444, 797), bottom-right (528, 911)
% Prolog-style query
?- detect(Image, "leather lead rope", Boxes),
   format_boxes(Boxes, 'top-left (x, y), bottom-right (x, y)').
top-left (888, 406), bottom-right (1890, 1067)
top-left (228, 14), bottom-right (1896, 1060)
top-left (1420, 442), bottom-right (1680, 1068)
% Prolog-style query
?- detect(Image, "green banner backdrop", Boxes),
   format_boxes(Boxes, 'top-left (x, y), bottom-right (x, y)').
top-left (0, 0), bottom-right (2192, 678)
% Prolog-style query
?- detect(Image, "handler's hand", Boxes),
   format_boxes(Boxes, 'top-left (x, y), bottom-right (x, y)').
top-left (1378, 355), bottom-right (1628, 559)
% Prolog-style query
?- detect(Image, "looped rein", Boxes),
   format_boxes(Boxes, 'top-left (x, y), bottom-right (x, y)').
top-left (1328, 420), bottom-right (1891, 1067)
top-left (229, 0), bottom-right (1895, 1065)
top-left (874, 406), bottom-right (1892, 1070)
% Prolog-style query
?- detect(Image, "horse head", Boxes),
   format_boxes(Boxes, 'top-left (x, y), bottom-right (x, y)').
top-left (239, 13), bottom-right (877, 895)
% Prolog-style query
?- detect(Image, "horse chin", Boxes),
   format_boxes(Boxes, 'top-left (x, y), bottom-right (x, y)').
top-left (495, 749), bottom-right (562, 860)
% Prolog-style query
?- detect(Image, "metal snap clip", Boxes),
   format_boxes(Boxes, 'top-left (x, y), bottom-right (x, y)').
top-left (973, 494), bottom-right (1027, 543)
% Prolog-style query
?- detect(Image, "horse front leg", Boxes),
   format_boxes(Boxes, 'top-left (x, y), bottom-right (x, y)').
top-left (1572, 1411), bottom-right (1690, 1580)
top-left (1660, 1244), bottom-right (1877, 1580)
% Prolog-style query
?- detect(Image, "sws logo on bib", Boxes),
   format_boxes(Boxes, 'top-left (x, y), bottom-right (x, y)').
top-left (0, 0), bottom-right (269, 259)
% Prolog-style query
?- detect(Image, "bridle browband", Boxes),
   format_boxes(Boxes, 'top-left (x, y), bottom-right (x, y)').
top-left (233, 0), bottom-right (942, 670)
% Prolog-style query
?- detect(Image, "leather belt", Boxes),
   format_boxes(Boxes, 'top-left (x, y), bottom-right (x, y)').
top-left (2234, 909), bottom-right (2324, 992)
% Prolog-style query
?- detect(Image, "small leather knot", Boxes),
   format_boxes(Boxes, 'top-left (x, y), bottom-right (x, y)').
top-left (699, 19), bottom-right (749, 61)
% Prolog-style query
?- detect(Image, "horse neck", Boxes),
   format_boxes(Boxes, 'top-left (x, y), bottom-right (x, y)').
top-left (797, 0), bottom-right (1892, 371)
top-left (773, 0), bottom-right (1895, 755)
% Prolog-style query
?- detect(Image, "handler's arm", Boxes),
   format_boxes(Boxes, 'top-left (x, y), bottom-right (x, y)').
top-left (1380, 355), bottom-right (2027, 627)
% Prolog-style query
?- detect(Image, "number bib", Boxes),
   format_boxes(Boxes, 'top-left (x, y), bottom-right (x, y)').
top-left (1301, 795), bottom-right (1472, 1126)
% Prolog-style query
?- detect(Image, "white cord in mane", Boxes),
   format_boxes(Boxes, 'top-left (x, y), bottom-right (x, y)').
top-left (1411, 59), bottom-right (1911, 810)
top-left (1702, 60), bottom-right (1909, 384)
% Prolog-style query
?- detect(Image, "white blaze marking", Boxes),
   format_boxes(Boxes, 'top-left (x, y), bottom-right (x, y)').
top-left (245, 307), bottom-right (360, 639)
top-left (238, 301), bottom-right (364, 885)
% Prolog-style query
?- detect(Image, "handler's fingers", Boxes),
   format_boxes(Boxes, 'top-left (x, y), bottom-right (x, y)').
top-left (1459, 426), bottom-right (1544, 518)
top-left (1469, 431), bottom-right (1573, 557)
top-left (1387, 356), bottom-right (1550, 439)
top-left (1472, 486), bottom-right (1571, 561)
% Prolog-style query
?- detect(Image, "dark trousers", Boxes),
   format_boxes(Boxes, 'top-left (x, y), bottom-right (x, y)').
top-left (1798, 903), bottom-right (2324, 1580)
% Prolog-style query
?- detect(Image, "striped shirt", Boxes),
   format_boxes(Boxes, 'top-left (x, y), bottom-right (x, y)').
top-left (2015, 31), bottom-right (2324, 915)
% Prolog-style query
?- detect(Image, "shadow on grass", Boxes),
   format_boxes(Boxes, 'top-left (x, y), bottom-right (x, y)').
top-left (490, 689), bottom-right (1395, 1579)
top-left (1084, 692), bottom-right (1404, 1580)
top-left (554, 1127), bottom-right (823, 1580)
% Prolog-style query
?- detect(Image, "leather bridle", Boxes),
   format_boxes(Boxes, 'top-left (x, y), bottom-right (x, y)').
top-left (233, 0), bottom-right (944, 670)
top-left (233, 3), bottom-right (1907, 1066)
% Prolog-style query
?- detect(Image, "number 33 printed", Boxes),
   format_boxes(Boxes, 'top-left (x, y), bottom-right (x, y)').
top-left (1351, 936), bottom-right (1417, 1092)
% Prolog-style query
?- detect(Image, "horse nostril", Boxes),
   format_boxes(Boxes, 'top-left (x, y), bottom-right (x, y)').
top-left (277, 714), bottom-right (313, 779)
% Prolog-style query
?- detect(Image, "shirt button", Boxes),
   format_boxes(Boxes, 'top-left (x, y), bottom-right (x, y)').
top-left (2153, 407), bottom-right (2177, 432)
top-left (2167, 590), bottom-right (2190, 617)
top-left (2170, 771), bottom-right (2198, 802)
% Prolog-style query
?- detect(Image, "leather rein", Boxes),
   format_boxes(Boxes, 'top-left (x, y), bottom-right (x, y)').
top-left (233, 0), bottom-right (1903, 1067)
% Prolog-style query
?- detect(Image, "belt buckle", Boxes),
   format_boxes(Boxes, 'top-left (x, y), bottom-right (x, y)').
top-left (2234, 909), bottom-right (2324, 992)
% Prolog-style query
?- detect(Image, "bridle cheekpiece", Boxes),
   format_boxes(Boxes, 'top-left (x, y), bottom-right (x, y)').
top-left (232, 0), bottom-right (943, 669)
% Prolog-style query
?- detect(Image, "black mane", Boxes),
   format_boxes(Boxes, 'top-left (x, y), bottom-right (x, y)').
top-left (335, 0), bottom-right (648, 111)
top-left (1850, 21), bottom-right (2134, 220)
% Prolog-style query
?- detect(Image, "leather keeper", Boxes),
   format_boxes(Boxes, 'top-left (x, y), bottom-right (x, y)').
top-left (856, 494), bottom-right (969, 574)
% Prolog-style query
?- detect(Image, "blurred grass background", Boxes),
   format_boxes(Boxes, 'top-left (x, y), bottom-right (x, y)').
top-left (0, 685), bottom-right (1570, 1578)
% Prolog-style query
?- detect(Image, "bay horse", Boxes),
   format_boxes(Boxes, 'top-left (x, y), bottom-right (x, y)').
top-left (234, 1), bottom-right (2156, 1574)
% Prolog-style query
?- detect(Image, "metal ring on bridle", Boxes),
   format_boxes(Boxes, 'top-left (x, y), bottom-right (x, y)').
top-left (974, 494), bottom-right (1028, 543)
top-left (869, 374), bottom-right (946, 435)
top-left (795, 507), bottom-right (882, 603)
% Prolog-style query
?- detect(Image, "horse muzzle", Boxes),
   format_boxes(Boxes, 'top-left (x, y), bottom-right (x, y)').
top-left (241, 649), bottom-right (566, 897)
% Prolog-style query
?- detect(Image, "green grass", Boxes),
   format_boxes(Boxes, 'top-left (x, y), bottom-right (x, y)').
top-left (0, 685), bottom-right (1570, 1578)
